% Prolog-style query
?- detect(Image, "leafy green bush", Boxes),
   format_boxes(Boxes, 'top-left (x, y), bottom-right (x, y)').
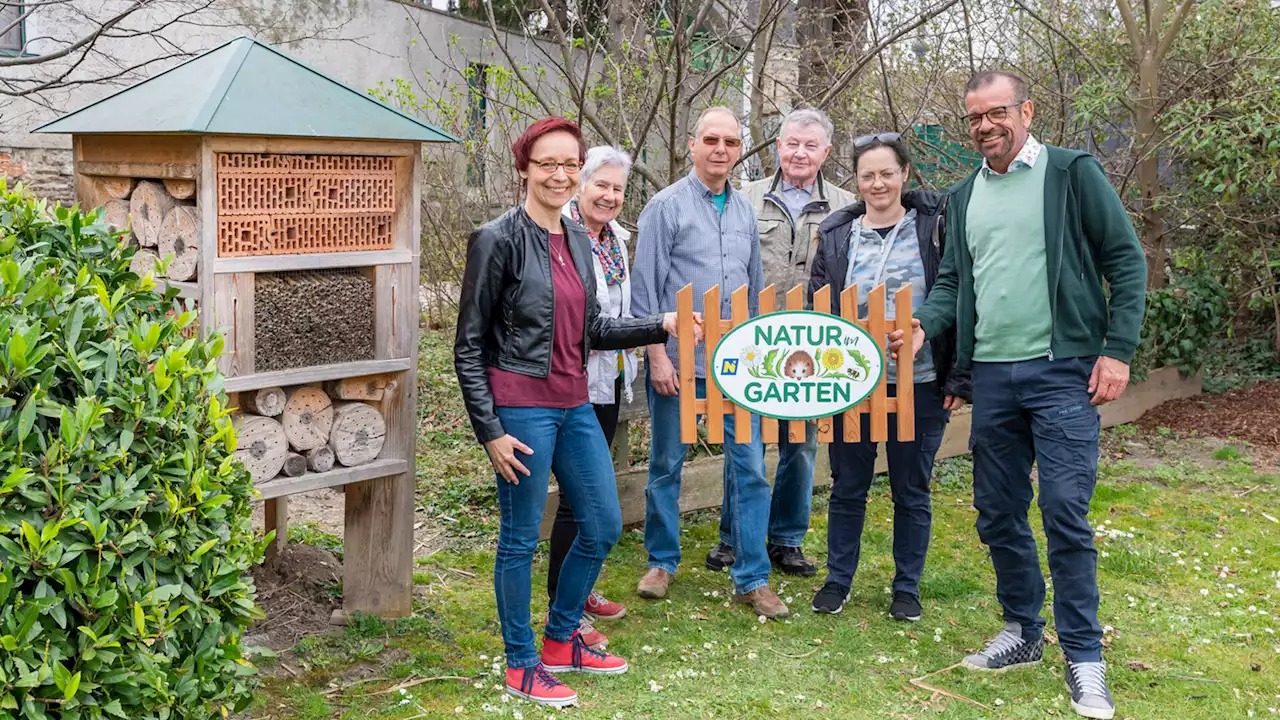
top-left (1134, 271), bottom-right (1230, 378)
top-left (0, 183), bottom-right (264, 718)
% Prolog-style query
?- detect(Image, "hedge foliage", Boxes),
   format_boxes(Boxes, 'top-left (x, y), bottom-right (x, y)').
top-left (0, 182), bottom-right (264, 718)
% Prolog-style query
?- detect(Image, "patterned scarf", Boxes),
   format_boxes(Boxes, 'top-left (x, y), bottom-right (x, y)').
top-left (570, 199), bottom-right (627, 286)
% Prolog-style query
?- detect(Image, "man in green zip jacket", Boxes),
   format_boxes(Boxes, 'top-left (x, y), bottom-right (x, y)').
top-left (893, 70), bottom-right (1146, 720)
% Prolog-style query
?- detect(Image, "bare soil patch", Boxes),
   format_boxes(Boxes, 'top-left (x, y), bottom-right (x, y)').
top-left (1137, 379), bottom-right (1280, 448)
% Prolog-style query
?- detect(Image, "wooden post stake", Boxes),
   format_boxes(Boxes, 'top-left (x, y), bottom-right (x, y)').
top-left (730, 287), bottom-right (752, 444)
top-left (758, 286), bottom-right (778, 444)
top-left (677, 285), bottom-right (697, 445)
top-left (841, 285), bottom-right (862, 443)
top-left (868, 285), bottom-right (889, 443)
top-left (785, 285), bottom-right (806, 443)
top-left (703, 286), bottom-right (724, 444)
top-left (894, 286), bottom-right (916, 442)
top-left (812, 284), bottom-right (835, 443)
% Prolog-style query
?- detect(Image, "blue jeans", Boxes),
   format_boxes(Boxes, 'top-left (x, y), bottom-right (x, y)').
top-left (825, 381), bottom-right (949, 595)
top-left (644, 370), bottom-right (772, 595)
top-left (970, 357), bottom-right (1103, 663)
top-left (493, 404), bottom-right (622, 669)
top-left (719, 423), bottom-right (818, 548)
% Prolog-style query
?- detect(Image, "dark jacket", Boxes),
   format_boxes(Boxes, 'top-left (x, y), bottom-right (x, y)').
top-left (454, 206), bottom-right (667, 443)
top-left (916, 145), bottom-right (1147, 367)
top-left (809, 189), bottom-right (971, 400)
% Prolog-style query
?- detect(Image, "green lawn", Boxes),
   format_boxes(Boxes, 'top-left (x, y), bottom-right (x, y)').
top-left (255, 447), bottom-right (1280, 719)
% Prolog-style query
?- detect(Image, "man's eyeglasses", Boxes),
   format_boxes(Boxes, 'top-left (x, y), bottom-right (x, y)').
top-left (700, 135), bottom-right (743, 148)
top-left (854, 132), bottom-right (901, 148)
top-left (532, 160), bottom-right (582, 174)
top-left (966, 101), bottom-right (1027, 128)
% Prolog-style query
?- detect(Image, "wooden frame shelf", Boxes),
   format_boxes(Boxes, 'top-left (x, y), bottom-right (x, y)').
top-left (224, 358), bottom-right (413, 393)
top-left (213, 248), bottom-right (412, 275)
top-left (256, 458), bottom-right (408, 500)
top-left (157, 279), bottom-right (200, 299)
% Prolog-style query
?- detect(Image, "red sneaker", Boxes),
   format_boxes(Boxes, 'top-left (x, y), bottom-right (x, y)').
top-left (505, 664), bottom-right (577, 707)
top-left (577, 615), bottom-right (609, 651)
top-left (541, 632), bottom-right (629, 675)
top-left (585, 589), bottom-right (628, 620)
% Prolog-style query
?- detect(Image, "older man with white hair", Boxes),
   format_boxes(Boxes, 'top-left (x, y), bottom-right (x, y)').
top-left (707, 108), bottom-right (857, 577)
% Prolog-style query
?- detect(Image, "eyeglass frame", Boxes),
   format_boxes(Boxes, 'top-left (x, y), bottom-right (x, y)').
top-left (529, 159), bottom-right (583, 174)
top-left (966, 101), bottom-right (1028, 128)
top-left (853, 132), bottom-right (902, 148)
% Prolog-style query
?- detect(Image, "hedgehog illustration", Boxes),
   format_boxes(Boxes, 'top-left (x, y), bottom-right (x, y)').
top-left (783, 350), bottom-right (816, 380)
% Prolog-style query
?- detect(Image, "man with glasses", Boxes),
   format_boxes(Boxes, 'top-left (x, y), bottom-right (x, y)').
top-left (892, 70), bottom-right (1146, 719)
top-left (703, 108), bottom-right (856, 578)
top-left (631, 107), bottom-right (789, 619)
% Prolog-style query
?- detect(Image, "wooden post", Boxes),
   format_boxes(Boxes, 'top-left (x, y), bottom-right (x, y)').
top-left (730, 287), bottom-right (752, 444)
top-left (812, 285), bottom-right (835, 443)
top-left (703, 286), bottom-right (724, 444)
top-left (785, 285), bottom-right (806, 443)
top-left (758, 286), bottom-right (778, 444)
top-left (677, 285), bottom-right (697, 445)
top-left (894, 286), bottom-right (915, 441)
top-left (868, 285), bottom-right (888, 442)
top-left (841, 285), bottom-right (862, 443)
top-left (264, 496), bottom-right (288, 563)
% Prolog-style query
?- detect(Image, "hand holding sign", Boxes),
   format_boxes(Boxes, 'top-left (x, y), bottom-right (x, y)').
top-left (887, 318), bottom-right (925, 360)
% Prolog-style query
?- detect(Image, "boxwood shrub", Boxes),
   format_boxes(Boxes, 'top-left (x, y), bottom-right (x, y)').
top-left (0, 183), bottom-right (264, 718)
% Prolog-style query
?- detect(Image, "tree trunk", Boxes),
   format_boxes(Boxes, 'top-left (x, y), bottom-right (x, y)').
top-left (1135, 52), bottom-right (1167, 289)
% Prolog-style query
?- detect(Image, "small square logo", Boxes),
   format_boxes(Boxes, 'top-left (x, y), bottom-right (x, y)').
top-left (720, 358), bottom-right (739, 376)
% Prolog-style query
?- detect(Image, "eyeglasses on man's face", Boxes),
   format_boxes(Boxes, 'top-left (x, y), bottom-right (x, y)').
top-left (700, 135), bottom-right (743, 148)
top-left (966, 101), bottom-right (1026, 128)
top-left (532, 159), bottom-right (582, 174)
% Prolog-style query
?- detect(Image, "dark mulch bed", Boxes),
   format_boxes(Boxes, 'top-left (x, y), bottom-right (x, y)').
top-left (1138, 379), bottom-right (1280, 447)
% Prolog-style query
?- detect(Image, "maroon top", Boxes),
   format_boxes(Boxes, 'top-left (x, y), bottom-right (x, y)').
top-left (488, 233), bottom-right (589, 408)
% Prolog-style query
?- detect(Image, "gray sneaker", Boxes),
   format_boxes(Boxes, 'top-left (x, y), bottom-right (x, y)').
top-left (1066, 661), bottom-right (1115, 719)
top-left (962, 622), bottom-right (1044, 670)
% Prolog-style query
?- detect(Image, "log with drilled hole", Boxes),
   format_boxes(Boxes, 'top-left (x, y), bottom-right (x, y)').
top-left (329, 401), bottom-right (386, 467)
top-left (163, 178), bottom-right (197, 200)
top-left (103, 199), bottom-right (134, 244)
top-left (240, 386), bottom-right (286, 417)
top-left (325, 376), bottom-right (385, 402)
top-left (129, 180), bottom-right (175, 248)
top-left (282, 452), bottom-right (307, 477)
top-left (158, 205), bottom-right (200, 281)
top-left (100, 177), bottom-right (136, 200)
top-left (282, 386), bottom-right (334, 452)
top-left (306, 445), bottom-right (336, 473)
top-left (232, 414), bottom-right (287, 482)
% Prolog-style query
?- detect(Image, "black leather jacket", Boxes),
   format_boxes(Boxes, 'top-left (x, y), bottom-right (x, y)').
top-left (454, 205), bottom-right (668, 443)
top-left (809, 189), bottom-right (972, 400)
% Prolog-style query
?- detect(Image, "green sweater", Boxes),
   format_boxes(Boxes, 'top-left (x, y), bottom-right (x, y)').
top-left (917, 145), bottom-right (1147, 367)
top-left (967, 151), bottom-right (1052, 361)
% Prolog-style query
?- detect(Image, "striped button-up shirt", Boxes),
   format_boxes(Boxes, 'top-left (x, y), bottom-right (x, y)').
top-left (632, 170), bottom-right (763, 378)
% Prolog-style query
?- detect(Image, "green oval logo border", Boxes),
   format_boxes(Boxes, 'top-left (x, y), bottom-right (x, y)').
top-left (710, 310), bottom-right (887, 422)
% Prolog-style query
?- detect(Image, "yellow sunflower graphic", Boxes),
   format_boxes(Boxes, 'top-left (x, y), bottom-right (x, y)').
top-left (821, 348), bottom-right (844, 371)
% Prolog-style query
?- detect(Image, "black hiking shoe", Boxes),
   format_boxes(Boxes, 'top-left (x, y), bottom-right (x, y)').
top-left (961, 622), bottom-right (1044, 670)
top-left (811, 582), bottom-right (850, 614)
top-left (704, 542), bottom-right (735, 572)
top-left (889, 591), bottom-right (923, 621)
top-left (767, 544), bottom-right (817, 576)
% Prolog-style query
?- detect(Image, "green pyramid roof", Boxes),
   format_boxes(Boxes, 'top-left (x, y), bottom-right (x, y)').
top-left (34, 36), bottom-right (458, 143)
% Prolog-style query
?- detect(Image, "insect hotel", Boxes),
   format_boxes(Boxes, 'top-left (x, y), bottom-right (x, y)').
top-left (35, 36), bottom-right (458, 620)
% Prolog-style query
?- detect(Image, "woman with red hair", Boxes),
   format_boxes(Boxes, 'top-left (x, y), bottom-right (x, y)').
top-left (454, 117), bottom-right (701, 707)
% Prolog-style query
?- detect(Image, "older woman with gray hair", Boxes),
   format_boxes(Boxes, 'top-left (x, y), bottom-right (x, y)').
top-left (545, 145), bottom-right (635, 649)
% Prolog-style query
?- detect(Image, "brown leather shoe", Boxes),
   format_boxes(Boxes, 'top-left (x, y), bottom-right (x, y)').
top-left (734, 586), bottom-right (790, 619)
top-left (636, 568), bottom-right (672, 599)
